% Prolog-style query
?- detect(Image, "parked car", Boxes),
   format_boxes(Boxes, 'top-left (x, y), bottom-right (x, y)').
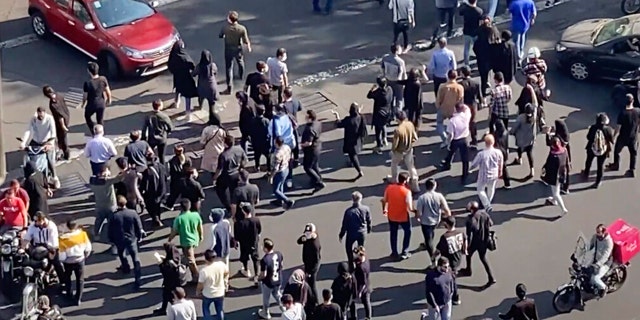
top-left (28, 0), bottom-right (180, 79)
top-left (556, 14), bottom-right (640, 81)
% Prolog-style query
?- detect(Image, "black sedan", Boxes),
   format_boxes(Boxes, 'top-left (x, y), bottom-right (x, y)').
top-left (556, 14), bottom-right (640, 81)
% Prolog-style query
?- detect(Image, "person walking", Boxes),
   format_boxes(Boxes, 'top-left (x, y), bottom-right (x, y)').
top-left (270, 136), bottom-right (295, 210)
top-left (141, 154), bottom-right (169, 227)
top-left (381, 172), bottom-right (415, 260)
top-left (234, 204), bottom-right (262, 286)
top-left (582, 113), bottom-right (615, 188)
top-left (545, 119), bottom-right (572, 193)
top-left (200, 113), bottom-right (227, 180)
top-left (608, 94), bottom-right (640, 177)
top-left (494, 120), bottom-right (512, 189)
top-left (515, 75), bottom-right (545, 131)
top-left (424, 257), bottom-right (455, 320)
top-left (389, 0), bottom-right (415, 53)
top-left (237, 91), bottom-right (257, 153)
top-left (431, 0), bottom-right (457, 41)
top-left (509, 104), bottom-right (537, 178)
top-left (415, 178), bottom-right (451, 260)
top-left (267, 48), bottom-right (289, 103)
top-left (332, 103), bottom-right (367, 179)
top-left (88, 166), bottom-right (123, 246)
top-left (488, 72), bottom-right (513, 134)
top-left (251, 106), bottom-right (272, 172)
top-left (81, 62), bottom-right (111, 133)
top-left (493, 31), bottom-right (518, 84)
top-left (258, 238), bottom-right (284, 319)
top-left (523, 47), bottom-right (550, 98)
top-left (434, 217), bottom-right (465, 305)
top-left (389, 111), bottom-right (420, 191)
top-left (398, 67), bottom-right (429, 128)
top-left (230, 169), bottom-right (260, 218)
top-left (165, 145), bottom-right (192, 209)
top-left (350, 246), bottom-right (372, 320)
top-left (435, 70), bottom-right (464, 148)
top-left (175, 168), bottom-right (206, 212)
top-left (339, 191), bottom-right (372, 267)
top-left (213, 136), bottom-right (248, 212)
top-left (192, 50), bottom-right (219, 117)
top-left (154, 243), bottom-right (185, 315)
top-left (109, 195), bottom-right (145, 289)
top-left (498, 283), bottom-right (540, 320)
top-left (459, 201), bottom-right (495, 286)
top-left (197, 250), bottom-right (228, 320)
top-left (20, 107), bottom-right (59, 188)
top-left (368, 77), bottom-right (394, 153)
top-left (283, 269), bottom-right (317, 317)
top-left (124, 130), bottom-right (152, 171)
top-left (269, 103), bottom-right (297, 187)
top-left (142, 100), bottom-right (174, 164)
top-left (207, 208), bottom-right (232, 289)
top-left (313, 289), bottom-right (342, 320)
top-left (458, 67), bottom-right (482, 146)
top-left (381, 45), bottom-right (408, 115)
top-left (168, 40), bottom-right (198, 120)
top-left (509, 0), bottom-right (536, 62)
top-left (474, 15), bottom-right (500, 95)
top-left (459, 0), bottom-right (483, 67)
top-left (245, 61), bottom-right (269, 104)
top-left (441, 103), bottom-right (471, 183)
top-left (296, 223), bottom-right (321, 300)
top-left (313, 0), bottom-right (334, 14)
top-left (470, 134), bottom-right (503, 212)
top-left (167, 287), bottom-right (198, 320)
top-left (219, 11), bottom-right (252, 95)
top-left (169, 199), bottom-right (203, 283)
top-left (541, 136), bottom-right (570, 216)
top-left (428, 38), bottom-right (457, 97)
top-left (300, 110), bottom-right (325, 190)
top-left (59, 219), bottom-right (91, 306)
top-left (43, 85), bottom-right (70, 161)
top-left (330, 263), bottom-right (354, 317)
top-left (84, 124), bottom-right (117, 176)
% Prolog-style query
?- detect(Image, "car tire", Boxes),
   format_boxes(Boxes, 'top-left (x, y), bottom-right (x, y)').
top-left (30, 11), bottom-right (50, 39)
top-left (98, 52), bottom-right (121, 80)
top-left (621, 0), bottom-right (640, 15)
top-left (568, 61), bottom-right (590, 81)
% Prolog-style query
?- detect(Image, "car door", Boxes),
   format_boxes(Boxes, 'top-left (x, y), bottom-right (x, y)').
top-left (65, 0), bottom-right (101, 59)
top-left (597, 37), bottom-right (640, 80)
top-left (46, 0), bottom-right (72, 36)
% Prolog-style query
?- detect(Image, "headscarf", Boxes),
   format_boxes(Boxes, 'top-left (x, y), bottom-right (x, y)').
top-left (209, 208), bottom-right (226, 223)
top-left (168, 40), bottom-right (193, 73)
top-left (550, 136), bottom-right (566, 154)
top-left (337, 262), bottom-right (350, 278)
top-left (198, 50), bottom-right (215, 79)
top-left (23, 160), bottom-right (37, 178)
top-left (554, 119), bottom-right (570, 143)
top-left (348, 103), bottom-right (359, 117)
top-left (289, 269), bottom-right (306, 285)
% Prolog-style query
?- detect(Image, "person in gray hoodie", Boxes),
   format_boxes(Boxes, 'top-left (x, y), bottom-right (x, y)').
top-left (89, 165), bottom-right (124, 253)
top-left (589, 224), bottom-right (614, 298)
top-left (509, 103), bottom-right (537, 178)
top-left (208, 208), bottom-right (232, 289)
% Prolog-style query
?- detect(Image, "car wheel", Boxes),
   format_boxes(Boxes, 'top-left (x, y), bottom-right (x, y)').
top-left (30, 11), bottom-right (50, 38)
top-left (621, 0), bottom-right (640, 15)
top-left (569, 61), bottom-right (589, 81)
top-left (98, 53), bottom-right (121, 80)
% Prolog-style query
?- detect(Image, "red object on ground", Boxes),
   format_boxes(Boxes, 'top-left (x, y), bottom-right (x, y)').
top-left (608, 219), bottom-right (640, 264)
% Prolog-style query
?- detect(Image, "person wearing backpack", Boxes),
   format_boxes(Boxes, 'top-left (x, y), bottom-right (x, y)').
top-left (581, 113), bottom-right (615, 189)
top-left (142, 100), bottom-right (174, 164)
top-left (154, 242), bottom-right (187, 315)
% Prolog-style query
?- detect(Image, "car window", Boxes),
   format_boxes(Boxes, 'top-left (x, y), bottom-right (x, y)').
top-left (55, 0), bottom-right (69, 7)
top-left (91, 0), bottom-right (155, 29)
top-left (72, 1), bottom-right (92, 24)
top-left (593, 18), bottom-right (632, 46)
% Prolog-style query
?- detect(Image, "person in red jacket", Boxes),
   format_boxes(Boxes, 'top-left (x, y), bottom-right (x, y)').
top-left (0, 188), bottom-right (29, 234)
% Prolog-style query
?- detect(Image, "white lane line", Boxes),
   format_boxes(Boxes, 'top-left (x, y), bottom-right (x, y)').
top-left (0, 34), bottom-right (39, 49)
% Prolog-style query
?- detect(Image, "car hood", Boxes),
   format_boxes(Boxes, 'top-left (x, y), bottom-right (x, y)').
top-left (105, 13), bottom-right (174, 51)
top-left (560, 18), bottom-right (612, 46)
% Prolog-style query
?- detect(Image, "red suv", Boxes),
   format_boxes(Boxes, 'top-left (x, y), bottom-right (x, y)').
top-left (28, 0), bottom-right (179, 79)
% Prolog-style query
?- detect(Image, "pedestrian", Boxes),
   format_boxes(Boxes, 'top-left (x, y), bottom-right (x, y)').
top-left (259, 82), bottom-right (278, 119)
top-left (283, 269), bottom-right (317, 317)
top-left (35, 296), bottom-right (64, 319)
top-left (493, 31), bottom-right (518, 84)
top-left (281, 294), bottom-right (306, 320)
top-left (20, 107), bottom-right (59, 188)
top-left (141, 154), bottom-right (169, 226)
top-left (108, 195), bottom-right (145, 289)
top-left (165, 145), bottom-right (192, 209)
top-left (515, 75), bottom-right (545, 131)
top-left (88, 166), bottom-right (123, 246)
top-left (251, 105), bottom-right (272, 172)
top-left (267, 48), bottom-right (289, 104)
top-left (81, 61), bottom-right (111, 133)
top-left (339, 191), bottom-right (372, 267)
top-left (428, 38), bottom-right (457, 98)
top-left (4, 180), bottom-right (30, 213)
top-left (509, 0), bottom-right (536, 61)
top-left (300, 110), bottom-right (325, 190)
top-left (124, 130), bottom-right (152, 171)
top-left (154, 243), bottom-right (184, 315)
top-left (269, 103), bottom-right (298, 187)
top-left (546, 119), bottom-right (571, 193)
top-left (424, 257), bottom-right (455, 320)
top-left (207, 208), bottom-right (232, 289)
top-left (470, 134), bottom-right (503, 212)
top-left (22, 161), bottom-right (50, 217)
top-left (607, 93), bottom-right (640, 177)
top-left (415, 178), bottom-right (451, 260)
top-left (330, 263), bottom-right (354, 317)
top-left (389, 0), bottom-right (415, 53)
top-left (350, 246), bottom-right (372, 320)
top-left (390, 111), bottom-right (419, 191)
top-left (175, 167), bottom-right (205, 212)
top-left (245, 61), bottom-right (270, 104)
top-left (582, 113), bottom-right (615, 188)
top-left (237, 91), bottom-right (257, 153)
top-left (381, 172), bottom-right (415, 260)
top-left (197, 249), bottom-right (228, 320)
top-left (200, 113), bottom-right (227, 180)
top-left (0, 188), bottom-right (28, 234)
top-left (398, 67), bottom-right (429, 128)
top-left (474, 15), bottom-right (501, 94)
top-left (541, 136), bottom-right (570, 216)
top-left (459, 0), bottom-right (483, 67)
top-left (169, 199), bottom-right (204, 283)
top-left (331, 103), bottom-right (367, 179)
top-left (488, 72), bottom-right (512, 134)
top-left (192, 50), bottom-right (219, 118)
top-left (441, 103), bottom-right (471, 183)
top-left (296, 223), bottom-right (322, 300)
top-left (43, 85), bottom-right (70, 161)
top-left (84, 124), bottom-right (117, 176)
top-left (230, 169), bottom-right (260, 218)
top-left (368, 77), bottom-right (394, 153)
top-left (523, 47), bottom-right (550, 98)
top-left (258, 238), bottom-right (284, 319)
top-left (494, 120), bottom-right (512, 189)
top-left (431, 0), bottom-right (457, 40)
top-left (23, 212), bottom-right (64, 281)
top-left (460, 201), bottom-right (496, 286)
top-left (498, 283), bottom-right (540, 320)
top-left (433, 216), bottom-right (464, 305)
top-left (59, 219), bottom-right (91, 306)
top-left (166, 287), bottom-right (198, 320)
top-left (142, 99), bottom-right (174, 164)
top-left (314, 289), bottom-right (342, 320)
top-left (234, 204), bottom-right (262, 286)
top-left (509, 104), bottom-right (537, 178)
top-left (213, 136), bottom-right (248, 212)
top-left (168, 40), bottom-right (197, 120)
top-left (283, 87), bottom-right (303, 165)
top-left (269, 136), bottom-right (295, 210)
top-left (219, 11), bottom-right (252, 95)
top-left (381, 45), bottom-right (408, 114)
top-left (435, 69), bottom-right (464, 148)
top-left (458, 66), bottom-right (482, 145)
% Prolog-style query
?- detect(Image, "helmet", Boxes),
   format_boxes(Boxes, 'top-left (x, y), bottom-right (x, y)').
top-left (527, 47), bottom-right (541, 59)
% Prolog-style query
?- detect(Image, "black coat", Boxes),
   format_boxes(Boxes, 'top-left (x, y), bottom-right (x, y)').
top-left (367, 87), bottom-right (393, 127)
top-left (542, 149), bottom-right (570, 186)
top-left (22, 162), bottom-right (48, 216)
top-left (473, 24), bottom-right (500, 59)
top-left (492, 41), bottom-right (518, 84)
top-left (168, 44), bottom-right (198, 98)
top-left (283, 282), bottom-right (317, 315)
top-left (515, 84), bottom-right (545, 113)
top-left (337, 114), bottom-right (367, 154)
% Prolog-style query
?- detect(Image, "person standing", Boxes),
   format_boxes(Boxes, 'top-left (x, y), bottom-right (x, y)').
top-left (474, 15), bottom-right (500, 95)
top-left (251, 106), bottom-right (272, 172)
top-left (339, 191), bottom-right (372, 267)
top-left (435, 70), bottom-right (464, 148)
top-left (415, 178), bottom-right (451, 260)
top-left (213, 136), bottom-right (248, 212)
top-left (330, 263), bottom-right (354, 317)
top-left (509, 104), bottom-right (537, 178)
top-left (541, 136), bottom-right (570, 216)
top-left (300, 110), bottom-right (325, 190)
top-left (141, 154), bottom-right (169, 227)
top-left (20, 107), bottom-right (59, 188)
top-left (142, 100), bottom-right (174, 164)
top-left (509, 0), bottom-right (536, 61)
top-left (313, 289), bottom-right (342, 320)
top-left (381, 172), bottom-right (415, 260)
top-left (197, 250), bottom-right (228, 320)
top-left (58, 219), bottom-right (91, 306)
top-left (0, 188), bottom-right (28, 234)
top-left (582, 113), bottom-right (615, 188)
top-left (230, 169), bottom-right (260, 218)
top-left (460, 201), bottom-right (495, 286)
top-left (390, 111), bottom-right (419, 191)
top-left (84, 124), bottom-right (118, 176)
top-left (296, 223), bottom-right (322, 301)
top-left (165, 145), bottom-right (192, 209)
top-left (22, 161), bottom-right (50, 218)
top-left (244, 61), bottom-right (270, 104)
top-left (237, 91), bottom-right (257, 153)
top-left (470, 134), bottom-right (503, 212)
top-left (167, 287), bottom-right (198, 320)
top-left (258, 238), bottom-right (284, 320)
top-left (350, 246), bottom-right (372, 320)
top-left (88, 166), bottom-right (123, 245)
top-left (398, 67), bottom-right (429, 128)
top-left (424, 257), bottom-right (455, 320)
top-left (434, 216), bottom-right (465, 305)
top-left (219, 11), bottom-right (252, 95)
top-left (81, 62), bottom-right (111, 133)
top-left (367, 77), bottom-right (394, 153)
top-left (498, 283), bottom-right (540, 319)
top-left (168, 41), bottom-right (198, 120)
top-left (332, 103), bottom-right (367, 179)
top-left (124, 130), bottom-right (152, 171)
top-left (431, 0), bottom-right (457, 41)
top-left (441, 103), bottom-right (471, 183)
top-left (488, 72), bottom-right (513, 134)
top-left (234, 204), bottom-right (262, 286)
top-left (493, 31), bottom-right (518, 84)
top-left (200, 114), bottom-right (227, 179)
top-left (267, 48), bottom-right (289, 103)
top-left (458, 66), bottom-right (482, 145)
top-left (169, 199), bottom-right (204, 284)
top-left (109, 196), bottom-right (145, 289)
top-left (389, 0), bottom-right (415, 53)
top-left (154, 243), bottom-right (184, 315)
top-left (608, 94), bottom-right (640, 177)
top-left (43, 85), bottom-right (70, 161)
top-left (428, 38), bottom-right (457, 97)
top-left (282, 269), bottom-right (317, 317)
top-left (192, 50), bottom-right (219, 117)
top-left (459, 0), bottom-right (483, 67)
top-left (381, 45), bottom-right (408, 115)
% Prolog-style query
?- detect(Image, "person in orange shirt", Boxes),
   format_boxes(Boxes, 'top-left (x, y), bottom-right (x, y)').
top-left (381, 172), bottom-right (415, 260)
top-left (0, 188), bottom-right (29, 234)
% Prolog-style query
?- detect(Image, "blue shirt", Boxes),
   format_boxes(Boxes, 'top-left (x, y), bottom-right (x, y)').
top-left (339, 204), bottom-right (372, 238)
top-left (509, 0), bottom-right (536, 33)
top-left (268, 113), bottom-right (297, 150)
top-left (428, 48), bottom-right (456, 79)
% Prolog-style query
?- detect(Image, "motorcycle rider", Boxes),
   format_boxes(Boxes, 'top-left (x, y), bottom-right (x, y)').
top-left (22, 211), bottom-right (65, 283)
top-left (589, 224), bottom-right (614, 298)
top-left (20, 107), bottom-right (60, 189)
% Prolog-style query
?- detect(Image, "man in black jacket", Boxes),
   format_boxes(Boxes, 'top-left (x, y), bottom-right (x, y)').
top-left (176, 167), bottom-right (205, 212)
top-left (141, 154), bottom-right (168, 227)
top-left (498, 283), bottom-right (539, 320)
top-left (458, 66), bottom-right (482, 145)
top-left (109, 195), bottom-right (145, 289)
top-left (297, 223), bottom-right (321, 302)
top-left (459, 201), bottom-right (495, 286)
top-left (213, 136), bottom-right (248, 212)
top-left (142, 100), bottom-right (173, 164)
top-left (230, 169), bottom-right (259, 219)
top-left (338, 191), bottom-right (372, 268)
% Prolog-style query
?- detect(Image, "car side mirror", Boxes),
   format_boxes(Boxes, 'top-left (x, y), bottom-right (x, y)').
top-left (84, 22), bottom-right (95, 31)
top-left (150, 0), bottom-right (159, 7)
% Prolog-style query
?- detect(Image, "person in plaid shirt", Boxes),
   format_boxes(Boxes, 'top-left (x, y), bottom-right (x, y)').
top-left (270, 136), bottom-right (295, 210)
top-left (523, 47), bottom-right (550, 98)
top-left (489, 72), bottom-right (512, 134)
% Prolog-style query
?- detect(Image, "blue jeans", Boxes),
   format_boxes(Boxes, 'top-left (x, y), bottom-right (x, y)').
top-left (512, 30), bottom-right (526, 60)
top-left (436, 110), bottom-right (448, 143)
top-left (116, 241), bottom-right (141, 285)
top-left (463, 35), bottom-right (477, 66)
top-left (487, 0), bottom-right (498, 19)
top-left (203, 296), bottom-right (224, 320)
top-left (272, 169), bottom-right (290, 204)
top-left (261, 283), bottom-right (283, 312)
top-left (389, 220), bottom-right (411, 255)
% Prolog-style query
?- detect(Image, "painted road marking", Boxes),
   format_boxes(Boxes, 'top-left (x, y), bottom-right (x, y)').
top-left (0, 34), bottom-right (38, 49)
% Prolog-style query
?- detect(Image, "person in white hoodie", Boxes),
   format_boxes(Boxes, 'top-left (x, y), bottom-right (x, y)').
top-left (21, 107), bottom-right (60, 188)
top-left (281, 294), bottom-right (306, 320)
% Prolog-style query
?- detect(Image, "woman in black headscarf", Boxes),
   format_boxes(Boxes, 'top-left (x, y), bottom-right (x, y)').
top-left (22, 160), bottom-right (49, 217)
top-left (492, 30), bottom-right (518, 85)
top-left (331, 262), bottom-right (354, 317)
top-left (236, 91), bottom-right (257, 153)
top-left (331, 103), bottom-right (367, 179)
top-left (168, 41), bottom-right (197, 117)
top-left (154, 242), bottom-right (183, 315)
top-left (546, 119), bottom-right (571, 193)
top-left (493, 121), bottom-right (511, 189)
top-left (367, 77), bottom-right (393, 154)
top-left (516, 75), bottom-right (546, 131)
top-left (398, 67), bottom-right (428, 129)
top-left (192, 50), bottom-right (219, 117)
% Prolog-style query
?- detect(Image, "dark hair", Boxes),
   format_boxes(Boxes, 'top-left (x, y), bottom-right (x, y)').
top-left (42, 85), bottom-right (54, 97)
top-left (263, 238), bottom-right (275, 250)
top-left (87, 62), bottom-right (99, 76)
top-left (425, 178), bottom-right (436, 191)
top-left (455, 102), bottom-right (466, 113)
top-left (501, 30), bottom-right (512, 41)
top-left (390, 44), bottom-right (399, 54)
top-left (398, 172), bottom-right (410, 184)
top-left (256, 61), bottom-right (267, 71)
top-left (494, 72), bottom-right (504, 83)
top-left (459, 66), bottom-right (471, 77)
top-left (152, 99), bottom-right (162, 110)
top-left (223, 135), bottom-right (235, 147)
top-left (596, 113), bottom-right (609, 126)
top-left (236, 91), bottom-right (249, 105)
top-left (283, 87), bottom-right (293, 98)
top-left (397, 110), bottom-right (407, 121)
top-left (36, 106), bottom-right (46, 113)
top-left (204, 249), bottom-right (217, 262)
top-left (468, 0), bottom-right (477, 3)
top-left (408, 68), bottom-right (420, 82)
top-left (116, 155), bottom-right (129, 168)
top-left (274, 136), bottom-right (284, 146)
top-left (117, 195), bottom-right (127, 207)
top-left (515, 283), bottom-right (527, 299)
top-left (35, 211), bottom-right (47, 221)
top-left (179, 198), bottom-right (191, 212)
top-left (597, 223), bottom-right (607, 232)
top-left (228, 11), bottom-right (239, 23)
top-left (306, 110), bottom-right (317, 121)
top-left (9, 179), bottom-right (19, 187)
top-left (376, 76), bottom-right (388, 87)
top-left (443, 215), bottom-right (456, 227)
top-left (173, 287), bottom-right (187, 299)
top-left (281, 294), bottom-right (294, 304)
top-left (554, 119), bottom-right (570, 143)
top-left (129, 130), bottom-right (140, 141)
top-left (447, 69), bottom-right (458, 80)
top-left (322, 289), bottom-right (332, 301)
top-left (276, 48), bottom-right (287, 57)
top-left (67, 219), bottom-right (78, 230)
top-left (349, 103), bottom-right (359, 117)
top-left (626, 93), bottom-right (635, 105)
top-left (437, 256), bottom-right (449, 266)
top-left (256, 105), bottom-right (265, 116)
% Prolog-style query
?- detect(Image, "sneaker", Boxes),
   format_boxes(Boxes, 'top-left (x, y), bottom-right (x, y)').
top-left (510, 159), bottom-right (522, 166)
top-left (401, 252), bottom-right (411, 260)
top-left (258, 309), bottom-right (271, 319)
top-left (625, 170), bottom-right (635, 178)
top-left (452, 299), bottom-right (461, 305)
top-left (240, 268), bottom-right (250, 278)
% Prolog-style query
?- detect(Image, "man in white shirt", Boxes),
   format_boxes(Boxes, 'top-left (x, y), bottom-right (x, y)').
top-left (167, 287), bottom-right (197, 320)
top-left (84, 124), bottom-right (118, 176)
top-left (21, 107), bottom-right (59, 188)
top-left (281, 294), bottom-right (305, 320)
top-left (267, 48), bottom-right (289, 104)
top-left (22, 211), bottom-right (64, 282)
top-left (441, 103), bottom-right (472, 183)
top-left (197, 250), bottom-right (229, 320)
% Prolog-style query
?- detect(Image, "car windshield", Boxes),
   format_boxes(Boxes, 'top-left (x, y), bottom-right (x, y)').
top-left (91, 0), bottom-right (155, 29)
top-left (593, 17), bottom-right (632, 46)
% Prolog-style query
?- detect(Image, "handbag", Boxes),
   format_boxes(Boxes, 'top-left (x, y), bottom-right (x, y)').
top-left (394, 0), bottom-right (409, 28)
top-left (487, 231), bottom-right (497, 251)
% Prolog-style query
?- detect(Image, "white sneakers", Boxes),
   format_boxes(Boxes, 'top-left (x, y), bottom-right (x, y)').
top-left (258, 309), bottom-right (271, 319)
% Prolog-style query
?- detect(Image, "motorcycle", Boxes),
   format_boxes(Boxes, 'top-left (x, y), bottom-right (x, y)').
top-left (612, 68), bottom-right (640, 108)
top-left (552, 233), bottom-right (629, 313)
top-left (622, 0), bottom-right (640, 14)
top-left (1, 229), bottom-right (23, 302)
top-left (19, 246), bottom-right (53, 320)
top-left (16, 137), bottom-right (57, 188)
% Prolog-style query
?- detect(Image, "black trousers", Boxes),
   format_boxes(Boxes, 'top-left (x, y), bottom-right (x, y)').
top-left (224, 49), bottom-right (245, 88)
top-left (613, 138), bottom-right (638, 171)
top-left (144, 197), bottom-right (162, 221)
top-left (464, 245), bottom-right (494, 281)
top-left (55, 126), bottom-right (70, 160)
top-left (502, 161), bottom-right (511, 187)
top-left (303, 149), bottom-right (323, 186)
top-left (165, 180), bottom-right (181, 208)
top-left (478, 60), bottom-right (492, 95)
top-left (585, 150), bottom-right (607, 184)
top-left (420, 224), bottom-right (437, 259)
top-left (489, 114), bottom-right (509, 134)
top-left (216, 175), bottom-right (240, 212)
top-left (345, 232), bottom-right (365, 269)
top-left (254, 149), bottom-right (271, 171)
top-left (374, 124), bottom-right (386, 148)
top-left (349, 291), bottom-right (372, 319)
top-left (406, 107), bottom-right (421, 129)
top-left (432, 7), bottom-right (456, 39)
top-left (393, 22), bottom-right (410, 48)
top-left (63, 260), bottom-right (85, 302)
top-left (149, 141), bottom-right (166, 164)
top-left (517, 145), bottom-right (534, 168)
top-left (239, 244), bottom-right (259, 275)
top-left (272, 85), bottom-right (284, 104)
top-left (84, 107), bottom-right (105, 133)
top-left (160, 286), bottom-right (175, 310)
top-left (304, 264), bottom-right (320, 304)
top-left (433, 77), bottom-right (447, 97)
top-left (347, 151), bottom-right (362, 173)
top-left (443, 138), bottom-right (470, 180)
top-left (469, 105), bottom-right (478, 144)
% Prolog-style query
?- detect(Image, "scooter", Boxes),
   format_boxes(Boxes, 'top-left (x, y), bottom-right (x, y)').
top-left (622, 0), bottom-right (640, 15)
top-left (16, 137), bottom-right (57, 188)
